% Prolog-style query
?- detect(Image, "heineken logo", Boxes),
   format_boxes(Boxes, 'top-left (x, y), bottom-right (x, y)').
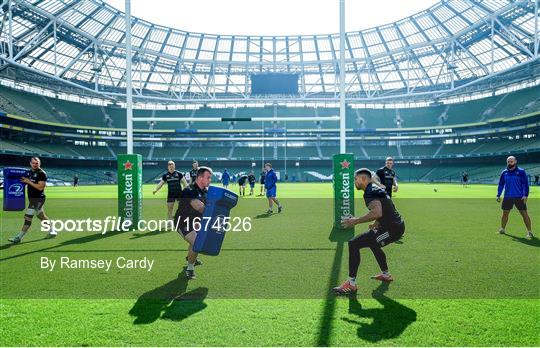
top-left (122, 172), bottom-right (134, 222)
top-left (340, 171), bottom-right (351, 218)
top-left (333, 154), bottom-right (354, 229)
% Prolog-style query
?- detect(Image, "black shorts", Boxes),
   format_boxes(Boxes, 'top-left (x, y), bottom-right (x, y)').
top-left (372, 222), bottom-right (405, 247)
top-left (27, 197), bottom-right (46, 214)
top-left (174, 213), bottom-right (199, 236)
top-left (167, 192), bottom-right (181, 203)
top-left (260, 180), bottom-right (265, 185)
top-left (249, 182), bottom-right (255, 188)
top-left (501, 198), bottom-right (527, 211)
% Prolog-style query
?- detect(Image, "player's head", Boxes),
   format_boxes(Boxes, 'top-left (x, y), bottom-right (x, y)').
top-left (192, 160), bottom-right (198, 169)
top-left (167, 160), bottom-right (175, 171)
top-left (196, 166), bottom-right (212, 188)
top-left (354, 168), bottom-right (372, 190)
top-left (264, 163), bottom-right (272, 171)
top-left (507, 156), bottom-right (517, 169)
top-left (385, 157), bottom-right (394, 169)
top-left (30, 157), bottom-right (41, 170)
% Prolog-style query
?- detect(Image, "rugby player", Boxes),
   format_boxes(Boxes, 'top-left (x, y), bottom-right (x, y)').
top-left (9, 157), bottom-right (57, 243)
top-left (259, 169), bottom-right (266, 196)
top-left (221, 169), bottom-right (231, 189)
top-left (238, 174), bottom-right (248, 196)
top-left (462, 171), bottom-right (469, 187)
top-left (188, 160), bottom-right (199, 185)
top-left (333, 168), bottom-right (405, 294)
top-left (373, 157), bottom-right (398, 197)
top-left (153, 161), bottom-right (188, 220)
top-left (497, 156), bottom-right (534, 239)
top-left (264, 163), bottom-right (282, 214)
top-left (73, 174), bottom-right (79, 187)
top-left (174, 166), bottom-right (212, 279)
top-left (248, 171), bottom-right (256, 196)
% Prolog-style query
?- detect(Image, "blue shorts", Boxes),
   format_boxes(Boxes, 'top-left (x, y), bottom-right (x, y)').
top-left (266, 187), bottom-right (276, 198)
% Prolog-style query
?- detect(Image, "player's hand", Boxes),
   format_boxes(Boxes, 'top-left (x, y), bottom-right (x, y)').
top-left (496, 196), bottom-right (501, 202)
top-left (380, 185), bottom-right (386, 190)
top-left (368, 223), bottom-right (378, 231)
top-left (393, 185), bottom-right (398, 192)
top-left (20, 177), bottom-right (30, 184)
top-left (522, 196), bottom-right (527, 204)
top-left (341, 217), bottom-right (357, 229)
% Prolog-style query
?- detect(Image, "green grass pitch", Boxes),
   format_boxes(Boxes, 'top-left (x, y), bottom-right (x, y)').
top-left (1, 183), bottom-right (539, 346)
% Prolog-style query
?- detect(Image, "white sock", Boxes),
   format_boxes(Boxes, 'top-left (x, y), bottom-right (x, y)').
top-left (499, 228), bottom-right (505, 232)
top-left (348, 277), bottom-right (356, 286)
top-left (17, 231), bottom-right (27, 240)
top-left (187, 263), bottom-right (195, 271)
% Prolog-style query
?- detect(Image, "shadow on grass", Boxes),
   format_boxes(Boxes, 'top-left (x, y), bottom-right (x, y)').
top-left (254, 212), bottom-right (273, 219)
top-left (316, 226), bottom-right (354, 346)
top-left (129, 271), bottom-right (208, 324)
top-left (504, 233), bottom-right (540, 247)
top-left (0, 230), bottom-right (124, 261)
top-left (342, 282), bottom-right (417, 343)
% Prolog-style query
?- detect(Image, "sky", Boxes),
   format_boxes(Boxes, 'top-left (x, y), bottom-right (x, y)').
top-left (104, 0), bottom-right (439, 36)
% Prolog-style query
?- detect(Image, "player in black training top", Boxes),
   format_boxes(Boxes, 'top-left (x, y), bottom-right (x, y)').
top-left (374, 157), bottom-right (398, 197)
top-left (238, 174), bottom-right (248, 196)
top-left (174, 167), bottom-right (212, 279)
top-left (248, 171), bottom-right (257, 196)
top-left (153, 161), bottom-right (188, 220)
top-left (188, 160), bottom-right (199, 185)
top-left (259, 170), bottom-right (266, 196)
top-left (333, 168), bottom-right (405, 294)
top-left (461, 171), bottom-right (469, 188)
top-left (9, 157), bottom-right (57, 244)
top-left (73, 175), bottom-right (79, 187)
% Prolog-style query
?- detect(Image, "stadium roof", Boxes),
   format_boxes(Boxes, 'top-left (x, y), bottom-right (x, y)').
top-left (0, 0), bottom-right (539, 104)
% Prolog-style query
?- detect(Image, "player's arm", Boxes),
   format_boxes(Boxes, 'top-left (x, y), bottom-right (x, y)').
top-left (341, 200), bottom-right (382, 229)
top-left (373, 170), bottom-right (385, 189)
top-left (181, 177), bottom-right (189, 189)
top-left (496, 173), bottom-right (505, 201)
top-left (520, 170), bottom-right (529, 202)
top-left (21, 177), bottom-right (45, 191)
top-left (190, 198), bottom-right (205, 213)
top-left (153, 180), bottom-right (165, 194)
top-left (393, 176), bottom-right (398, 192)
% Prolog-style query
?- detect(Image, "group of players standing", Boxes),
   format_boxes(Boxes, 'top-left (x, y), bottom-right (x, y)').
top-left (221, 169), bottom-right (267, 197)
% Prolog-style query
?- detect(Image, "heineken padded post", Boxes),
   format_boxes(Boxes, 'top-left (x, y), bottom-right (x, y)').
top-left (117, 154), bottom-right (143, 230)
top-left (3, 167), bottom-right (27, 211)
top-left (193, 186), bottom-right (239, 256)
top-left (332, 154), bottom-right (355, 230)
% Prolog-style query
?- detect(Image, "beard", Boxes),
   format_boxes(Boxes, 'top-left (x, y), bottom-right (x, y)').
top-left (507, 164), bottom-right (516, 169)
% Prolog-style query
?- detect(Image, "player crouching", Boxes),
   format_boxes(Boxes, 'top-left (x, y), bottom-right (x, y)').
top-left (174, 166), bottom-right (212, 279)
top-left (333, 168), bottom-right (405, 295)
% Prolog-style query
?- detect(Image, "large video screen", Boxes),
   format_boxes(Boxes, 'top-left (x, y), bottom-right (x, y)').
top-left (250, 73), bottom-right (299, 95)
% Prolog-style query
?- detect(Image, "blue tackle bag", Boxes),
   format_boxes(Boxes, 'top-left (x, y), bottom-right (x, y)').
top-left (3, 167), bottom-right (27, 211)
top-left (193, 186), bottom-right (239, 256)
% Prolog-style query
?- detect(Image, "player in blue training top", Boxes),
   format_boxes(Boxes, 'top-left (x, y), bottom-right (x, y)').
top-left (497, 156), bottom-right (534, 239)
top-left (221, 169), bottom-right (230, 189)
top-left (264, 163), bottom-right (282, 214)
